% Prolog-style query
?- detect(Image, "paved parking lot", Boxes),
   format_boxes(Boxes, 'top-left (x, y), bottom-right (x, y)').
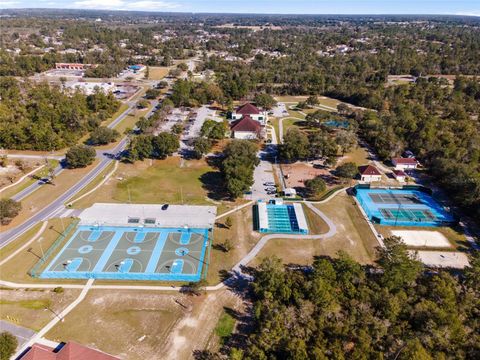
top-left (271, 102), bottom-right (288, 118)
top-left (0, 320), bottom-right (36, 349)
top-left (248, 145), bottom-right (277, 200)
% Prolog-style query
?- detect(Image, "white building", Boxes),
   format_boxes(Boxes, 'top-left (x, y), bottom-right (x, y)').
top-left (359, 165), bottom-right (382, 183)
top-left (392, 157), bottom-right (418, 171)
top-left (230, 103), bottom-right (268, 125)
top-left (66, 81), bottom-right (115, 96)
top-left (79, 203), bottom-right (217, 229)
top-left (230, 116), bottom-right (262, 140)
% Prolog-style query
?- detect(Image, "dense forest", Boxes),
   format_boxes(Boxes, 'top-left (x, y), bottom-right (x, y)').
top-left (0, 77), bottom-right (120, 150)
top-left (229, 237), bottom-right (480, 359)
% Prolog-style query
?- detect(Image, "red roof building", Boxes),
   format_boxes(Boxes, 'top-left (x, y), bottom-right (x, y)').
top-left (236, 103), bottom-right (260, 115)
top-left (230, 115), bottom-right (262, 139)
top-left (19, 342), bottom-right (119, 360)
top-left (359, 165), bottom-right (382, 182)
top-left (392, 157), bottom-right (418, 170)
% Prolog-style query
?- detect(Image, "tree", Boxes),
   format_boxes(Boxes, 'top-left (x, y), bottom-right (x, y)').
top-left (222, 238), bottom-right (233, 252)
top-left (177, 62), bottom-right (188, 71)
top-left (335, 162), bottom-right (358, 180)
top-left (151, 132), bottom-right (179, 159)
top-left (192, 137), bottom-right (212, 159)
top-left (225, 216), bottom-right (233, 229)
top-left (88, 126), bottom-right (119, 145)
top-left (335, 130), bottom-right (357, 155)
top-left (376, 236), bottom-right (423, 292)
top-left (0, 198), bottom-right (21, 225)
top-left (0, 331), bottom-right (17, 360)
top-left (337, 103), bottom-right (350, 115)
top-left (171, 123), bottom-right (183, 135)
top-left (305, 95), bottom-right (319, 107)
top-left (137, 99), bottom-right (149, 109)
top-left (254, 93), bottom-right (277, 110)
top-left (145, 88), bottom-right (160, 99)
top-left (280, 127), bottom-right (309, 161)
top-left (222, 140), bottom-right (259, 198)
top-left (200, 120), bottom-right (226, 140)
top-left (65, 145), bottom-right (96, 168)
top-left (304, 176), bottom-right (326, 198)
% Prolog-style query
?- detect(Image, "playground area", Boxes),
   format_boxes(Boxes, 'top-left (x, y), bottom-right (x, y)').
top-left (35, 203), bottom-right (216, 282)
top-left (282, 162), bottom-right (336, 189)
top-left (354, 186), bottom-right (456, 227)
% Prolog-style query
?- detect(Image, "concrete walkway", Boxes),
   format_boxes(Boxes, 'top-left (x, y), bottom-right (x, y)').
top-left (12, 278), bottom-right (95, 359)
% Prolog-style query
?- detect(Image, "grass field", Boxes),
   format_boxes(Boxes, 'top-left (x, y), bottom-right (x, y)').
top-left (66, 161), bottom-right (116, 206)
top-left (251, 191), bottom-right (379, 266)
top-left (215, 311), bottom-right (236, 345)
top-left (1, 159), bottom-right (100, 231)
top-left (337, 146), bottom-right (370, 166)
top-left (0, 288), bottom-right (81, 331)
top-left (0, 218), bottom-right (86, 284)
top-left (207, 205), bottom-right (261, 284)
top-left (147, 66), bottom-right (170, 80)
top-left (71, 157), bottom-right (244, 215)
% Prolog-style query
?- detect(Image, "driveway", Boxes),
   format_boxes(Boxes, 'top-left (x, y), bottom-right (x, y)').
top-left (271, 102), bottom-right (288, 118)
top-left (0, 320), bottom-right (36, 349)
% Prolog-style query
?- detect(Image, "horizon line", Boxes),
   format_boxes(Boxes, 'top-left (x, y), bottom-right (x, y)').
top-left (0, 8), bottom-right (479, 17)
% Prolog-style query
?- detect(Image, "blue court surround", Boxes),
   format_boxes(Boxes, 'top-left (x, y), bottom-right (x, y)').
top-left (40, 225), bottom-right (210, 282)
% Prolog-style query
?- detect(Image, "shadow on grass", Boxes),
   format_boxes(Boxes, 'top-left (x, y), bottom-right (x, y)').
top-left (200, 171), bottom-right (231, 201)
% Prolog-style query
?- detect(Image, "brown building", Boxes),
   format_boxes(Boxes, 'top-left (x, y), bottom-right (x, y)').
top-left (19, 341), bottom-right (119, 360)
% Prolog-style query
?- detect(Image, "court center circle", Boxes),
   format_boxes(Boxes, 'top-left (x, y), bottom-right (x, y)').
top-left (78, 245), bottom-right (93, 254)
top-left (175, 247), bottom-right (189, 256)
top-left (127, 246), bottom-right (141, 255)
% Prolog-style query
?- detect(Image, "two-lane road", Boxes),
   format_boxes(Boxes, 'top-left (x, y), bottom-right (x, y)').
top-left (0, 97), bottom-right (159, 249)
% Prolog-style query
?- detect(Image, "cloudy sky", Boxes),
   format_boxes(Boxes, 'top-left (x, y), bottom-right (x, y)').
top-left (0, 0), bottom-right (479, 16)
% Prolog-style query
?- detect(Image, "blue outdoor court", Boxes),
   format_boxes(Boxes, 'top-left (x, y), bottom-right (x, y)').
top-left (40, 225), bottom-right (210, 282)
top-left (355, 187), bottom-right (456, 227)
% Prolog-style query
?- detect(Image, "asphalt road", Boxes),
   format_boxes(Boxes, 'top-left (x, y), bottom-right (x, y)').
top-left (0, 98), bottom-right (159, 249)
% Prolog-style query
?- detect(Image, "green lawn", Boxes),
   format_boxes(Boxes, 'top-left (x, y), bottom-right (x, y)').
top-left (114, 157), bottom-right (219, 205)
top-left (0, 299), bottom-right (51, 310)
top-left (215, 311), bottom-right (236, 344)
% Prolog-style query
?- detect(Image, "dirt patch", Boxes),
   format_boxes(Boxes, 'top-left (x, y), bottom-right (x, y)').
top-left (282, 162), bottom-right (339, 189)
top-left (46, 289), bottom-right (243, 360)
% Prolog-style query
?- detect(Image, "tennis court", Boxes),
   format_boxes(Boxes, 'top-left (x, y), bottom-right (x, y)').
top-left (40, 225), bottom-right (210, 282)
top-left (355, 187), bottom-right (455, 227)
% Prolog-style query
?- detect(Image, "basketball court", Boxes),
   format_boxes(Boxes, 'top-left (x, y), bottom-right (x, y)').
top-left (40, 225), bottom-right (210, 281)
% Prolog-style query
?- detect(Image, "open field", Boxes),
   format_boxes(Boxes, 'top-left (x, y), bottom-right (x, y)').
top-left (1, 159), bottom-right (100, 231)
top-left (0, 218), bottom-right (86, 284)
top-left (71, 157), bottom-right (244, 215)
top-left (337, 145), bottom-right (370, 166)
top-left (66, 161), bottom-right (116, 205)
top-left (46, 289), bottom-right (243, 360)
top-left (208, 205), bottom-right (261, 284)
top-left (0, 288), bottom-right (81, 331)
top-left (147, 66), bottom-right (170, 80)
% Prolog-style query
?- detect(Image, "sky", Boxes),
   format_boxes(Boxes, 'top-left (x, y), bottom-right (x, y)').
top-left (0, 0), bottom-right (479, 16)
